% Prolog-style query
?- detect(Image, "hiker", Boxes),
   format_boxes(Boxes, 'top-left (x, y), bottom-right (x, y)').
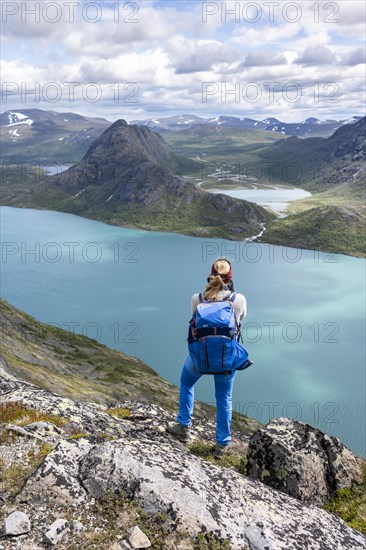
top-left (167, 258), bottom-right (248, 459)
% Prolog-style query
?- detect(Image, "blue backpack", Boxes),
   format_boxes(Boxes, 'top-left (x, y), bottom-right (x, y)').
top-left (187, 292), bottom-right (253, 375)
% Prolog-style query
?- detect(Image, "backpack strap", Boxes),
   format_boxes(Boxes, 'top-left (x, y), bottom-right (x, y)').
top-left (224, 292), bottom-right (242, 340)
top-left (221, 291), bottom-right (236, 302)
top-left (199, 291), bottom-right (236, 303)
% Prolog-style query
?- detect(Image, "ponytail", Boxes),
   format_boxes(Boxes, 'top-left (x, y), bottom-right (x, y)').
top-left (203, 274), bottom-right (225, 301)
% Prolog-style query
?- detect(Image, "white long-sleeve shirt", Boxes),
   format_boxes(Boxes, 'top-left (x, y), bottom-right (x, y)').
top-left (191, 290), bottom-right (247, 324)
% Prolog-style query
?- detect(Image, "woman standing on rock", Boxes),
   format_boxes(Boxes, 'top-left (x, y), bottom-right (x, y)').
top-left (167, 258), bottom-right (247, 458)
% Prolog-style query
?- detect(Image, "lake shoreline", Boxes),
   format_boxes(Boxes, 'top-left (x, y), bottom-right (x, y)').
top-left (2, 198), bottom-right (363, 258)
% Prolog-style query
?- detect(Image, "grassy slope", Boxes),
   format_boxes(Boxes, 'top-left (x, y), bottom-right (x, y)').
top-left (162, 127), bottom-right (285, 161)
top-left (0, 298), bottom-right (260, 434)
top-left (324, 463), bottom-right (366, 535)
top-left (162, 128), bottom-right (286, 186)
top-left (286, 180), bottom-right (365, 215)
top-left (262, 205), bottom-right (366, 258)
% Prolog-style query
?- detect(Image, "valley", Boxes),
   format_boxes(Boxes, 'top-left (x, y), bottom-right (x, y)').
top-left (0, 109), bottom-right (365, 257)
top-left (162, 118), bottom-right (365, 257)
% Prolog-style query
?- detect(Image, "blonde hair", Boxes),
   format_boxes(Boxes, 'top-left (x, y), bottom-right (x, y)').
top-left (203, 259), bottom-right (231, 301)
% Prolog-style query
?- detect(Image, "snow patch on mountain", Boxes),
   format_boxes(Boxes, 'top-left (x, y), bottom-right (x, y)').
top-left (12, 112), bottom-right (27, 120)
top-left (343, 117), bottom-right (359, 125)
top-left (4, 112), bottom-right (33, 128)
top-left (4, 112), bottom-right (33, 127)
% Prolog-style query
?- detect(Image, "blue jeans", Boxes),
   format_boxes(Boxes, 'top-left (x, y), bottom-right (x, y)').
top-left (176, 354), bottom-right (237, 446)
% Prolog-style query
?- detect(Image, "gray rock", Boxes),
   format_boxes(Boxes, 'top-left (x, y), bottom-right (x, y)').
top-left (70, 519), bottom-right (84, 532)
top-left (245, 523), bottom-right (277, 550)
top-left (246, 417), bottom-right (364, 505)
top-left (19, 439), bottom-right (93, 506)
top-left (4, 510), bottom-right (31, 536)
top-left (120, 541), bottom-right (132, 549)
top-left (25, 421), bottom-right (63, 441)
top-left (128, 525), bottom-right (151, 548)
top-left (79, 439), bottom-right (366, 550)
top-left (0, 380), bottom-right (128, 437)
top-left (5, 424), bottom-right (45, 442)
top-left (44, 518), bottom-right (69, 545)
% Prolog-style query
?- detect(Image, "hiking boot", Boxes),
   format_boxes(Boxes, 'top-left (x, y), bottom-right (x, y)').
top-left (214, 443), bottom-right (229, 459)
top-left (166, 421), bottom-right (191, 443)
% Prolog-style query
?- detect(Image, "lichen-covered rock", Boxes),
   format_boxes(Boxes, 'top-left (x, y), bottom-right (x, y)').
top-left (246, 417), bottom-right (364, 505)
top-left (245, 523), bottom-right (277, 550)
top-left (0, 369), bottom-right (250, 453)
top-left (19, 439), bottom-right (93, 506)
top-left (79, 438), bottom-right (365, 550)
top-left (4, 510), bottom-right (31, 536)
top-left (0, 380), bottom-right (128, 438)
top-left (44, 519), bottom-right (69, 545)
top-left (69, 519), bottom-right (84, 532)
top-left (25, 421), bottom-right (63, 442)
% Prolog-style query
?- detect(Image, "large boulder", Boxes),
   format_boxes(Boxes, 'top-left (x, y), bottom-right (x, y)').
top-left (246, 417), bottom-right (364, 505)
top-left (78, 438), bottom-right (365, 550)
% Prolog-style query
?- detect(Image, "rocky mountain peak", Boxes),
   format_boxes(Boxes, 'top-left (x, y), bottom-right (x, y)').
top-left (85, 118), bottom-right (171, 166)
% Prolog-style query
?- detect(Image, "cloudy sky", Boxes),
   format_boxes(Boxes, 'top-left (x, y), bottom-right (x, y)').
top-left (1, 0), bottom-right (365, 122)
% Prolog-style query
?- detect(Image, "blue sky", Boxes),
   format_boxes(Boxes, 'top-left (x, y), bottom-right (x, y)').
top-left (1, 0), bottom-right (365, 122)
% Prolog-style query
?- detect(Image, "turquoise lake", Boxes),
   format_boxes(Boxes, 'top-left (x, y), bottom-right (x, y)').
top-left (1, 206), bottom-right (365, 456)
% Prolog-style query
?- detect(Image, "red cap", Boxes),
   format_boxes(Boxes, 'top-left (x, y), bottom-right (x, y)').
top-left (210, 258), bottom-right (232, 283)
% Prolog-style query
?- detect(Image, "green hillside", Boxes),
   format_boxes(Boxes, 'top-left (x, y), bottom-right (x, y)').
top-left (262, 205), bottom-right (366, 258)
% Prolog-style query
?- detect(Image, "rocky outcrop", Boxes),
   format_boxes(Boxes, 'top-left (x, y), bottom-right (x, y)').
top-left (1, 370), bottom-right (365, 550)
top-left (246, 417), bottom-right (364, 505)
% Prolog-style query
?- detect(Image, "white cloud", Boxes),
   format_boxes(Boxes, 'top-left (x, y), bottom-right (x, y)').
top-left (0, 0), bottom-right (364, 121)
top-left (241, 51), bottom-right (288, 67)
top-left (296, 46), bottom-right (337, 66)
top-left (346, 47), bottom-right (366, 67)
top-left (165, 37), bottom-right (239, 74)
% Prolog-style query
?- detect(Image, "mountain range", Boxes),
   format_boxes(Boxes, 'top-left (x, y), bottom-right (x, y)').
top-left (1, 109), bottom-right (364, 165)
top-left (259, 116), bottom-right (366, 191)
top-left (0, 109), bottom-right (110, 163)
top-left (255, 117), bottom-right (365, 256)
top-left (0, 119), bottom-right (275, 240)
top-left (131, 113), bottom-right (363, 138)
